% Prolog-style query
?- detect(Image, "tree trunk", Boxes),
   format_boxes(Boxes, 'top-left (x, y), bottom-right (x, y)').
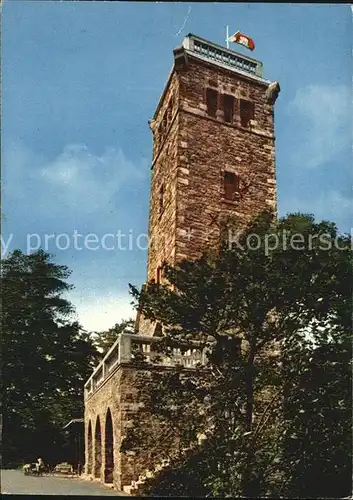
top-left (245, 350), bottom-right (255, 432)
top-left (242, 350), bottom-right (256, 497)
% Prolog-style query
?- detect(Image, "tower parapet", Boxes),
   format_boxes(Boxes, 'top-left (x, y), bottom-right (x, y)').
top-left (180, 33), bottom-right (265, 80)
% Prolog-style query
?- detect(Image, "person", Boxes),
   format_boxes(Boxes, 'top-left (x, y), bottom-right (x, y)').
top-left (35, 457), bottom-right (45, 474)
top-left (23, 464), bottom-right (31, 474)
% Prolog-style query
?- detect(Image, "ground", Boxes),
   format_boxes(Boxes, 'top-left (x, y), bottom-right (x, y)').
top-left (1, 469), bottom-right (125, 496)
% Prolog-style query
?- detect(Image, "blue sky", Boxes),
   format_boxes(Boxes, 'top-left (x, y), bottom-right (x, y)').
top-left (2, 2), bottom-right (352, 331)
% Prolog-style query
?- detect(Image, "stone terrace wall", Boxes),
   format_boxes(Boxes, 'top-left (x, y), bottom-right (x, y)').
top-left (85, 363), bottom-right (184, 491)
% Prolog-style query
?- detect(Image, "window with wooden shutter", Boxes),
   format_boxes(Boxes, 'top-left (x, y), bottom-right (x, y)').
top-left (167, 99), bottom-right (173, 123)
top-left (223, 94), bottom-right (235, 123)
top-left (159, 184), bottom-right (164, 215)
top-left (223, 171), bottom-right (240, 201)
top-left (156, 266), bottom-right (162, 284)
top-left (206, 88), bottom-right (218, 118)
top-left (239, 99), bottom-right (255, 127)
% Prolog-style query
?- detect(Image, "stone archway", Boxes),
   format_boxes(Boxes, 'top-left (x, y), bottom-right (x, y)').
top-left (94, 416), bottom-right (102, 478)
top-left (104, 408), bottom-right (114, 483)
top-left (87, 420), bottom-right (93, 475)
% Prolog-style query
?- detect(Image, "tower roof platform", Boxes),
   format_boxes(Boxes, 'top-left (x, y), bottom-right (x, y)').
top-left (182, 33), bottom-right (269, 84)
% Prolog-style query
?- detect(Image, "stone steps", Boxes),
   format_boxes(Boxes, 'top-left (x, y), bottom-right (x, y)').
top-left (123, 449), bottom-right (194, 495)
top-left (122, 427), bottom-right (214, 495)
top-left (123, 459), bottom-right (171, 495)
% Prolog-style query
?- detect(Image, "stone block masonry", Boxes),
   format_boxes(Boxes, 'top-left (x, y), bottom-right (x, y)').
top-left (84, 333), bottom-right (204, 490)
top-left (85, 362), bottom-right (196, 491)
top-left (144, 40), bottom-right (277, 295)
top-left (85, 364), bottom-right (147, 490)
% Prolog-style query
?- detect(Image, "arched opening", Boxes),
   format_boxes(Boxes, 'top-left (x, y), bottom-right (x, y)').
top-left (87, 421), bottom-right (93, 475)
top-left (104, 408), bottom-right (114, 483)
top-left (94, 416), bottom-right (102, 478)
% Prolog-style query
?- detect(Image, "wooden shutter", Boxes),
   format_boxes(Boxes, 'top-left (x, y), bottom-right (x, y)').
top-left (239, 99), bottom-right (255, 127)
top-left (206, 88), bottom-right (218, 118)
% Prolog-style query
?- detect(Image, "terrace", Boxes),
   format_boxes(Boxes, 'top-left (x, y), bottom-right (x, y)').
top-left (84, 333), bottom-right (207, 400)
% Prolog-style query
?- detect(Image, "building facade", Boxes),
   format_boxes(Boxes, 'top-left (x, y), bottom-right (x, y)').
top-left (84, 33), bottom-right (279, 492)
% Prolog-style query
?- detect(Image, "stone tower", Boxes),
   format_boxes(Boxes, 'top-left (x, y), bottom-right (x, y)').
top-left (84, 35), bottom-right (280, 492)
top-left (136, 33), bottom-right (278, 334)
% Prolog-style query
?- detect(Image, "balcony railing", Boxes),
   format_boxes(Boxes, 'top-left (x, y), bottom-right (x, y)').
top-left (182, 33), bottom-right (264, 78)
top-left (84, 333), bottom-right (207, 400)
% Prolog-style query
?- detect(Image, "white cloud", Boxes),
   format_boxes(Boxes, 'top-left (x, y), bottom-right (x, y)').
top-left (287, 84), bottom-right (351, 168)
top-left (281, 189), bottom-right (353, 232)
top-left (3, 141), bottom-right (147, 331)
top-left (3, 141), bottom-right (148, 218)
top-left (40, 144), bottom-right (147, 214)
top-left (69, 290), bottom-right (135, 332)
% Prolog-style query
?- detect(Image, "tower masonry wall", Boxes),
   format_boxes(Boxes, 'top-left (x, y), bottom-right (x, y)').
top-left (147, 72), bottom-right (180, 283)
top-left (175, 59), bottom-right (277, 260)
top-left (147, 56), bottom-right (277, 271)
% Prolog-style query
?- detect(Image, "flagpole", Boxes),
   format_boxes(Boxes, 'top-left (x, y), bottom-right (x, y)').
top-left (226, 25), bottom-right (229, 49)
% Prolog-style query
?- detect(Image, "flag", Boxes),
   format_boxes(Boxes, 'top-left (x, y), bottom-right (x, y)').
top-left (228, 31), bottom-right (255, 51)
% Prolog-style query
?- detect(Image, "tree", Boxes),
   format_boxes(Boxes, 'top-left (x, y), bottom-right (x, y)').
top-left (280, 336), bottom-right (352, 498)
top-left (1, 249), bottom-right (98, 466)
top-left (128, 211), bottom-right (352, 497)
top-left (93, 318), bottom-right (135, 355)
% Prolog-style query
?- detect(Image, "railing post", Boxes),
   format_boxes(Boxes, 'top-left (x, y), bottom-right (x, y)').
top-left (118, 334), bottom-right (132, 363)
top-left (201, 348), bottom-right (207, 365)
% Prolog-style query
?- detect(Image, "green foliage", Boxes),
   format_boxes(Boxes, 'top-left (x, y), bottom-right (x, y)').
top-left (128, 212), bottom-right (352, 498)
top-left (1, 249), bottom-right (98, 466)
top-left (280, 339), bottom-right (352, 498)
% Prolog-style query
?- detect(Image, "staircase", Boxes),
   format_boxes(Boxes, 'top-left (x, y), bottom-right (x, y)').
top-left (122, 432), bottom-right (209, 495)
top-left (123, 458), bottom-right (171, 495)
